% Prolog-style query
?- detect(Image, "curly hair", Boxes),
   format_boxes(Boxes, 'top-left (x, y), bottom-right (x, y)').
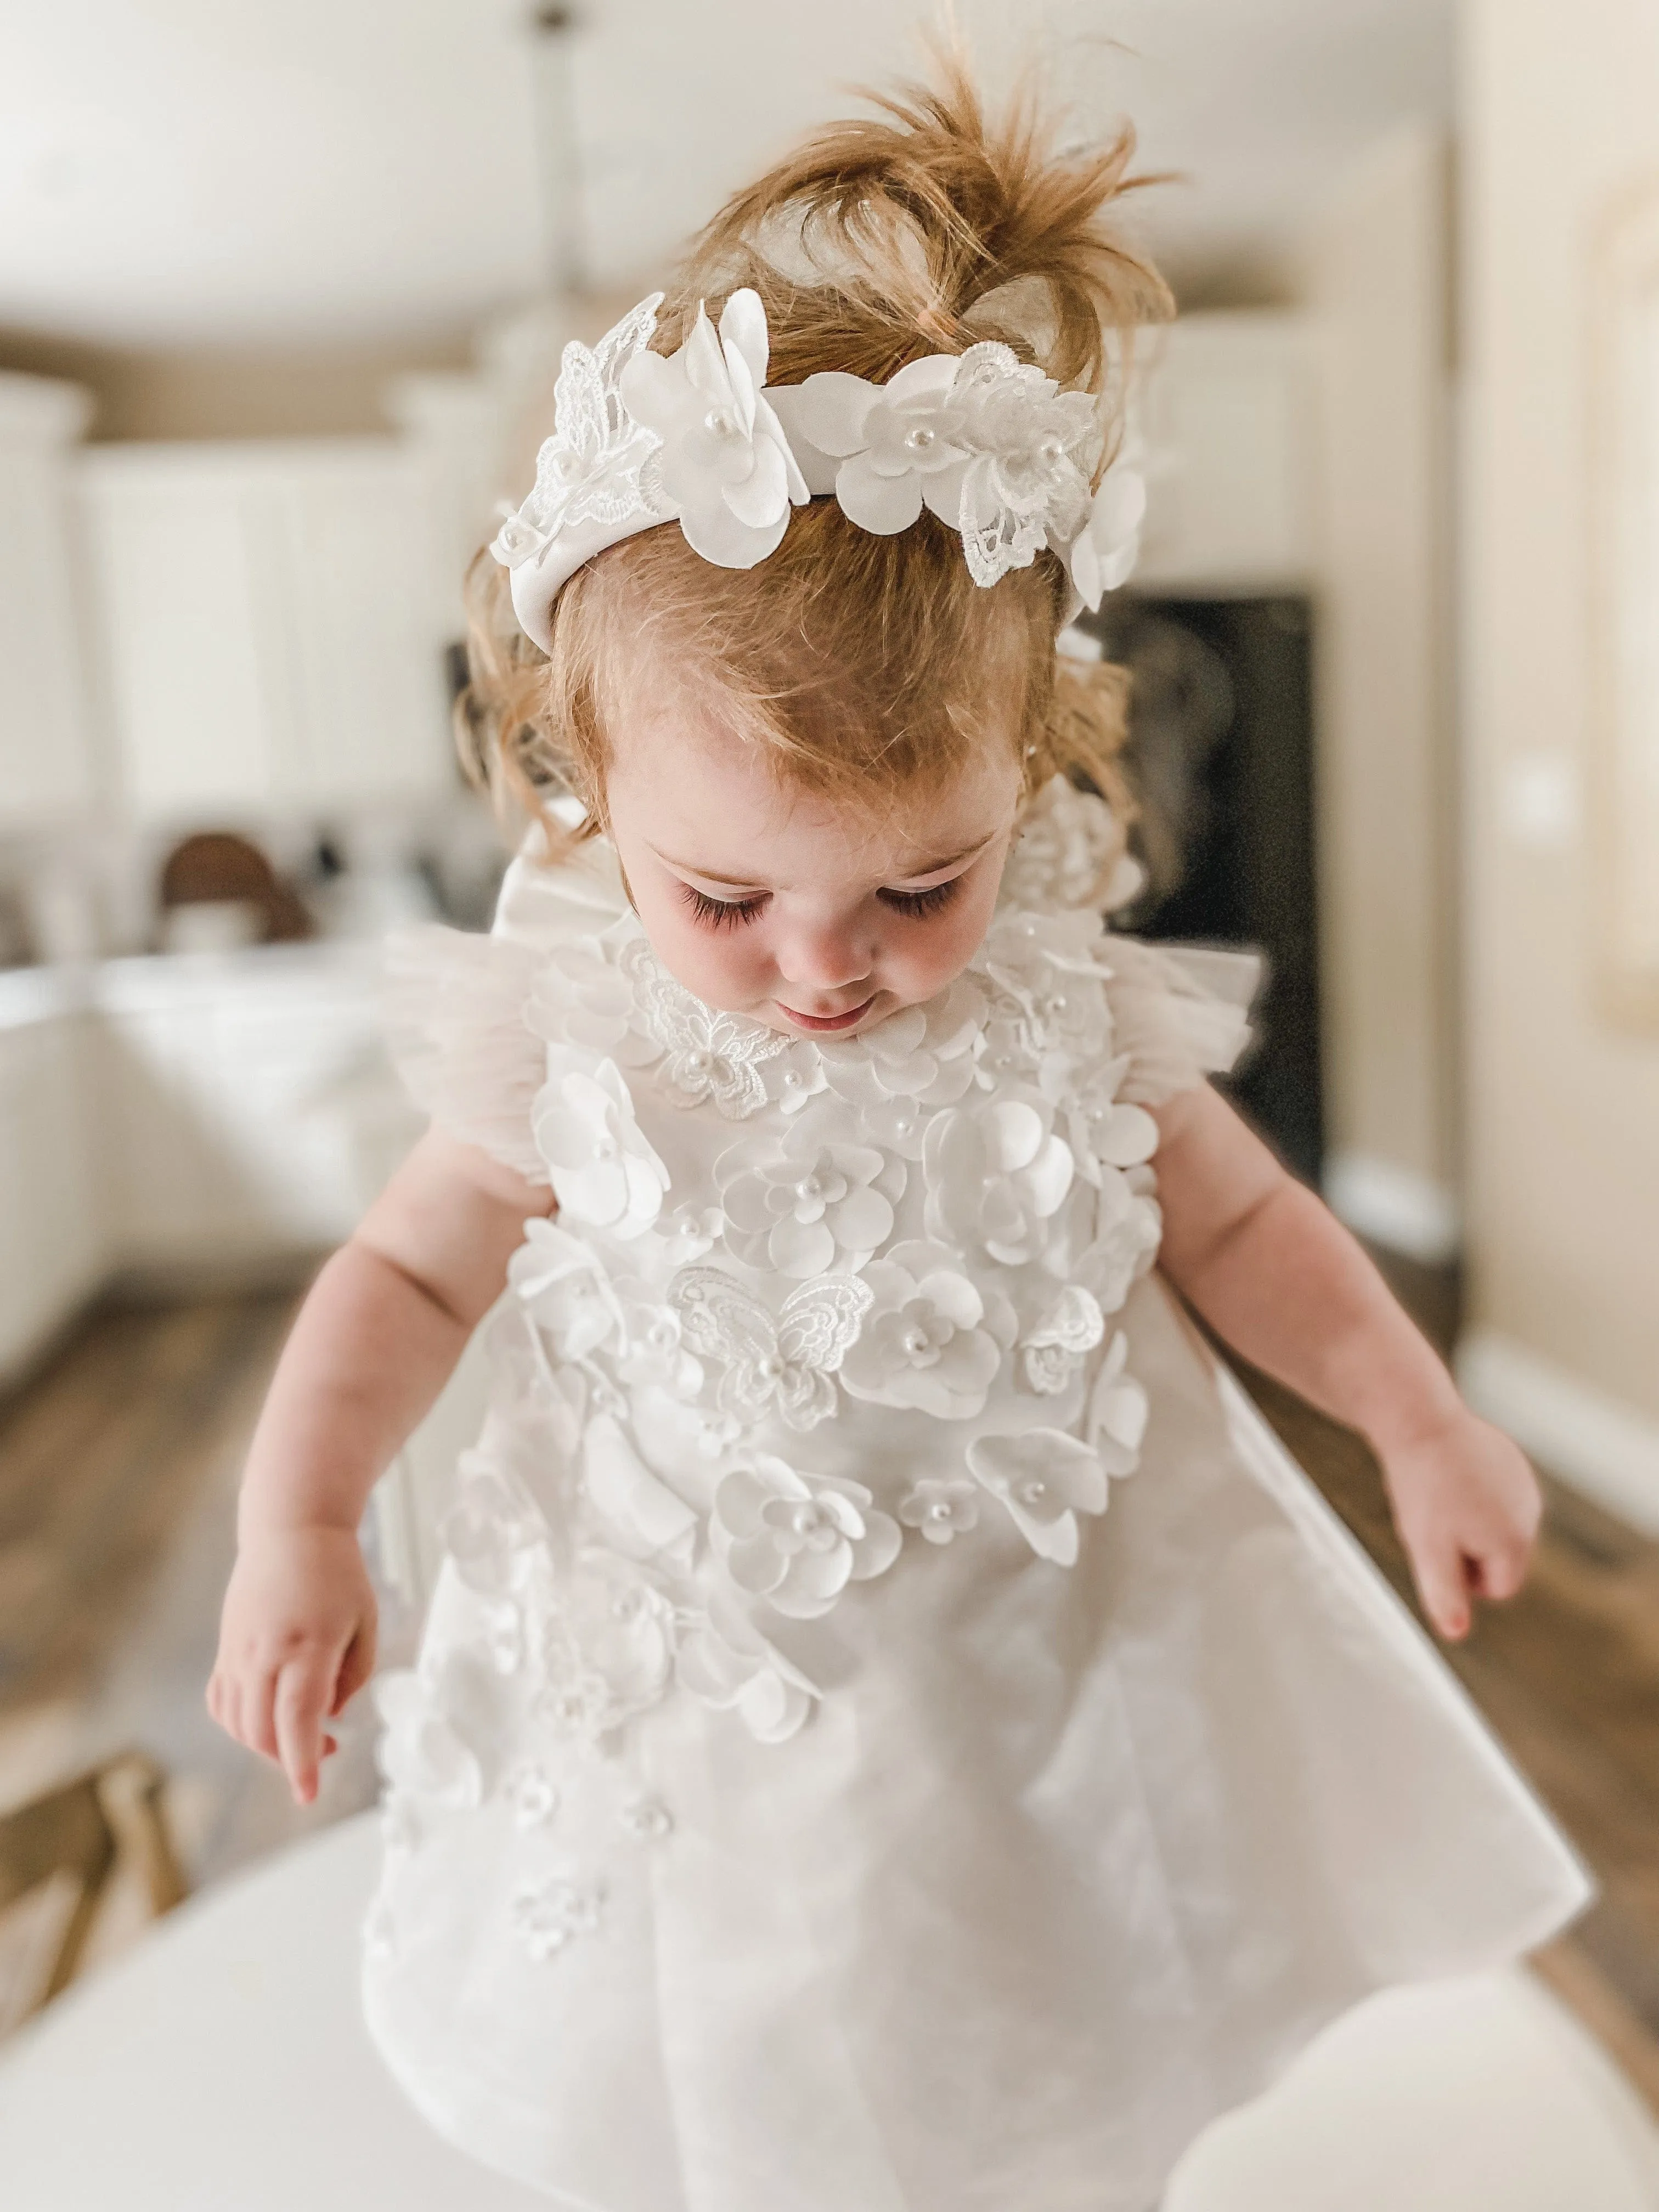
top-left (457, 48), bottom-right (1169, 857)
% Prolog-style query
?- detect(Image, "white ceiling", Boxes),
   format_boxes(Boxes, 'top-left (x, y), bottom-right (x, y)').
top-left (0, 0), bottom-right (1453, 349)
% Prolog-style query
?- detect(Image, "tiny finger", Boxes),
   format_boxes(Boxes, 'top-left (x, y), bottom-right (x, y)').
top-left (275, 1654), bottom-right (337, 1805)
top-left (332, 1621), bottom-right (378, 1716)
top-left (1478, 1542), bottom-right (1530, 1603)
top-left (1414, 1543), bottom-right (1471, 1640)
top-left (246, 1669), bottom-right (282, 1760)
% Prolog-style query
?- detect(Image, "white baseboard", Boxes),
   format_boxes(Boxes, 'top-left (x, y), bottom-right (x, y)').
top-left (1457, 1329), bottom-right (1659, 1537)
top-left (1323, 1149), bottom-right (1462, 1265)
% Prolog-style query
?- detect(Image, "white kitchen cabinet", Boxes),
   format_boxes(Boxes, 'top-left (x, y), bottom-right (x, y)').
top-left (93, 942), bottom-right (426, 1276)
top-left (0, 374), bottom-right (100, 828)
top-left (0, 990), bottom-right (107, 1381)
top-left (77, 440), bottom-right (459, 825)
top-left (1133, 312), bottom-right (1318, 595)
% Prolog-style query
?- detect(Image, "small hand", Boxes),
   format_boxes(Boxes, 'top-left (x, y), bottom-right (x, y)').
top-left (1380, 1411), bottom-right (1542, 1641)
top-left (207, 1526), bottom-right (379, 1804)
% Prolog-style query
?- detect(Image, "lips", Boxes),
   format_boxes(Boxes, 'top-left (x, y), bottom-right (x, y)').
top-left (777, 995), bottom-right (877, 1034)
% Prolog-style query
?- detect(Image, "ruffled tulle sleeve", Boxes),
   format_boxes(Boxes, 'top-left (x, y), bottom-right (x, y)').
top-left (383, 923), bottom-right (548, 1183)
top-left (1100, 933), bottom-right (1262, 1106)
top-left (382, 822), bottom-right (631, 1182)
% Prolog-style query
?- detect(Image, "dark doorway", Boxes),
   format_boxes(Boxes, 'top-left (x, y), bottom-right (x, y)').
top-left (1079, 594), bottom-right (1323, 1187)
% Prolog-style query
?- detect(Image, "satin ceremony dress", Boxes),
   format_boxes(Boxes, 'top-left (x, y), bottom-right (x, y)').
top-left (362, 776), bottom-right (1588, 2212)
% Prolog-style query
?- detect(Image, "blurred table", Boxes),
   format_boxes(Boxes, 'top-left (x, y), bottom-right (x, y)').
top-left (0, 1812), bottom-right (1655, 2211)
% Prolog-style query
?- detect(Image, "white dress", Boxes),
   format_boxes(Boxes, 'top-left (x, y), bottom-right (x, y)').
top-left (363, 777), bottom-right (1589, 2212)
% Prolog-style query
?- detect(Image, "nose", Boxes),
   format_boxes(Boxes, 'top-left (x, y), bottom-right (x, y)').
top-left (774, 912), bottom-right (873, 1000)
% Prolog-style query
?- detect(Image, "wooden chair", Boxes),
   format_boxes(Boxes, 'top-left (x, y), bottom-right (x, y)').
top-left (0, 1752), bottom-right (188, 2024)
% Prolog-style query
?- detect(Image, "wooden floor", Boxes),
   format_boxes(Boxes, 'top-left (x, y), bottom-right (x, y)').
top-left (0, 1287), bottom-right (382, 1921)
top-left (1, 1269), bottom-right (1657, 2106)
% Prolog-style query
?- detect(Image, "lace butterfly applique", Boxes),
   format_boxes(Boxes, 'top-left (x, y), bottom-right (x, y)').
top-left (669, 1265), bottom-right (873, 1431)
top-left (622, 940), bottom-right (792, 1119)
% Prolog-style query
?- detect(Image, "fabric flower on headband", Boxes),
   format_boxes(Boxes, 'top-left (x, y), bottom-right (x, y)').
top-left (492, 289), bottom-right (1144, 652)
top-left (620, 290), bottom-right (809, 567)
top-left (777, 356), bottom-right (968, 534)
top-left (1067, 454), bottom-right (1147, 611)
top-left (770, 340), bottom-right (1146, 601)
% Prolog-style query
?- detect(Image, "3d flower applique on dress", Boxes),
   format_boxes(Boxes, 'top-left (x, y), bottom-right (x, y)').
top-left (815, 981), bottom-right (986, 1119)
top-left (539, 1545), bottom-right (679, 1730)
top-left (510, 1219), bottom-right (624, 1361)
top-left (374, 1652), bottom-right (518, 1810)
top-left (617, 1796), bottom-right (674, 1842)
top-left (581, 1414), bottom-right (700, 1570)
top-left (530, 940), bottom-right (661, 1068)
top-left (649, 1204), bottom-right (725, 1270)
top-left (669, 1266), bottom-right (873, 1432)
top-left (1087, 1330), bottom-right (1152, 1479)
top-left (922, 1092), bottom-right (1075, 1267)
top-left (1063, 1063), bottom-right (1160, 1188)
top-left (767, 1040), bottom-right (829, 1115)
top-left (1000, 774), bottom-right (1145, 917)
top-left (714, 1102), bottom-right (904, 1277)
top-left (510, 1876), bottom-right (605, 1964)
top-left (619, 289), bottom-right (810, 568)
top-left (1071, 1166), bottom-right (1165, 1314)
top-left (964, 1429), bottom-right (1111, 1566)
top-left (710, 1455), bottom-right (901, 1620)
top-left (675, 1588), bottom-right (822, 1743)
top-left (612, 1286), bottom-right (704, 1397)
top-left (898, 1477), bottom-right (981, 1546)
top-left (533, 1057), bottom-right (670, 1239)
top-left (539, 1669), bottom-right (620, 1743)
top-left (504, 1761), bottom-right (561, 1832)
top-left (441, 1454), bottom-right (546, 1602)
top-left (979, 910), bottom-right (1118, 1079)
top-left (839, 1242), bottom-right (1004, 1419)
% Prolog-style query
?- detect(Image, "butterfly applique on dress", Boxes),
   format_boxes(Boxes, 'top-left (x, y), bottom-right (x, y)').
top-left (669, 1264), bottom-right (873, 1431)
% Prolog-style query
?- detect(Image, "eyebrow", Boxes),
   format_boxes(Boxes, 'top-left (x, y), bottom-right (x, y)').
top-left (650, 831), bottom-right (996, 891)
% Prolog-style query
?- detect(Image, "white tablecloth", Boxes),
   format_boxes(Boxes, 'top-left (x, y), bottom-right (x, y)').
top-left (0, 1813), bottom-right (1655, 2211)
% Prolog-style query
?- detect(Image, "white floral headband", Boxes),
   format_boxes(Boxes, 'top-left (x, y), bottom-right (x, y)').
top-left (490, 289), bottom-right (1145, 652)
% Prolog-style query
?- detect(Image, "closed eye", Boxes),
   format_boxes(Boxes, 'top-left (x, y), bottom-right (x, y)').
top-left (679, 882), bottom-right (769, 931)
top-left (877, 874), bottom-right (966, 920)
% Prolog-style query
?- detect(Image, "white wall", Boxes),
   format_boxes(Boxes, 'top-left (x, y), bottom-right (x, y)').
top-left (1455, 0), bottom-right (1659, 1524)
top-left (1301, 126), bottom-right (1459, 1262)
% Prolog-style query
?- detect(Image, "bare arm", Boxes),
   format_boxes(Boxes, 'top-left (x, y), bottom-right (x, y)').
top-left (1153, 1082), bottom-right (1539, 1639)
top-left (210, 1127), bottom-right (553, 1801)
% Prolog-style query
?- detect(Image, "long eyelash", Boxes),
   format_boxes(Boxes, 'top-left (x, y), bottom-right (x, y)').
top-left (877, 876), bottom-right (965, 920)
top-left (679, 882), bottom-right (769, 931)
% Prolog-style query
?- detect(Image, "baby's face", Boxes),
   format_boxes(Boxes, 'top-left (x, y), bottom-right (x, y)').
top-left (603, 695), bottom-right (1022, 1041)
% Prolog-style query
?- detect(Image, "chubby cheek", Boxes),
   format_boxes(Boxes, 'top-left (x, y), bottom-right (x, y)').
top-left (633, 879), bottom-right (777, 1008)
top-left (883, 875), bottom-right (1003, 1001)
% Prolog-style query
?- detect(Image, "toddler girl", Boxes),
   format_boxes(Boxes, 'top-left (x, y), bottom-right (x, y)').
top-left (210, 64), bottom-right (1587, 2212)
